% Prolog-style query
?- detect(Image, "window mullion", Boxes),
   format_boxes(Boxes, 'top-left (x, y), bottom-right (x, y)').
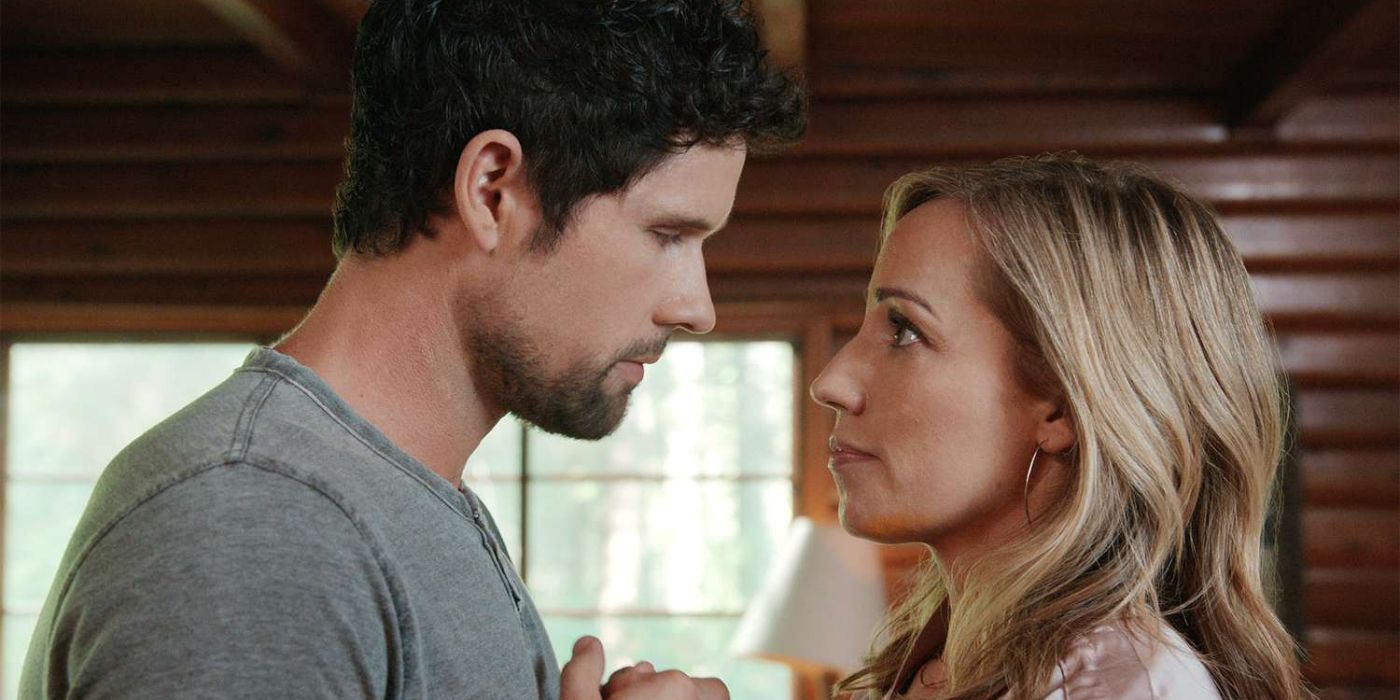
top-left (1, 335), bottom-right (11, 645)
top-left (519, 424), bottom-right (530, 584)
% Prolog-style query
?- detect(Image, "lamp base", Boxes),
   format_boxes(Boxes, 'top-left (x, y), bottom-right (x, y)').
top-left (793, 667), bottom-right (842, 700)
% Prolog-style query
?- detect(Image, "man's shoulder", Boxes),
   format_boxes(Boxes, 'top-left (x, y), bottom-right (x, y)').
top-left (103, 366), bottom-right (284, 486)
top-left (72, 458), bottom-right (382, 587)
top-left (104, 460), bottom-right (376, 558)
top-left (70, 362), bottom-right (394, 595)
top-left (99, 364), bottom-right (378, 516)
top-left (37, 463), bottom-right (401, 700)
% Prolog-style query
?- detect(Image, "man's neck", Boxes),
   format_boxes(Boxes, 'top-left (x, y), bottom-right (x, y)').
top-left (275, 254), bottom-right (500, 486)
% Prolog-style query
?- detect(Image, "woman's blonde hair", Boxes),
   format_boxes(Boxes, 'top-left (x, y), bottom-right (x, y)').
top-left (836, 154), bottom-right (1308, 699)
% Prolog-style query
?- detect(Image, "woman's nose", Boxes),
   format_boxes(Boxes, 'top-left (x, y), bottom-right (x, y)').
top-left (809, 343), bottom-right (865, 415)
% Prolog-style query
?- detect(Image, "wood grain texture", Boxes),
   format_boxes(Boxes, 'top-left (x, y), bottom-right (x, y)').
top-left (5, 153), bottom-right (1395, 220)
top-left (7, 210), bottom-right (1394, 277)
top-left (1, 12), bottom-right (1396, 694)
top-left (1224, 0), bottom-right (1398, 127)
top-left (0, 103), bottom-right (350, 162)
top-left (1317, 688), bottom-right (1400, 700)
top-left (1306, 568), bottom-right (1400, 629)
top-left (1306, 627), bottom-right (1400, 687)
top-left (1295, 389), bottom-right (1400, 448)
top-left (1302, 450), bottom-right (1400, 508)
top-left (197, 0), bottom-right (354, 89)
top-left (1303, 508), bottom-right (1400, 569)
top-left (0, 48), bottom-right (305, 105)
top-left (1278, 334), bottom-right (1400, 387)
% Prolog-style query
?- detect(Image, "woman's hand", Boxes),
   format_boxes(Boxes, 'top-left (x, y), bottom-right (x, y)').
top-left (560, 636), bottom-right (729, 700)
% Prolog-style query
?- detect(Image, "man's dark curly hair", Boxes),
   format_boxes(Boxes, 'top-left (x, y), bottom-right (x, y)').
top-left (332, 0), bottom-right (806, 258)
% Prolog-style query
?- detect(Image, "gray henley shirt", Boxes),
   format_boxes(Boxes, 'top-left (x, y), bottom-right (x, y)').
top-left (20, 347), bottom-right (561, 699)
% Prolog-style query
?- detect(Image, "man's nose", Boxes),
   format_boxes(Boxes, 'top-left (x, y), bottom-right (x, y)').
top-left (656, 256), bottom-right (716, 335)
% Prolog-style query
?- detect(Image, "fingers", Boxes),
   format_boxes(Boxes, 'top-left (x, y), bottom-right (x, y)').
top-left (603, 661), bottom-right (655, 696)
top-left (694, 676), bottom-right (729, 700)
top-left (605, 668), bottom-right (730, 700)
top-left (565, 639), bottom-right (729, 700)
top-left (559, 636), bottom-right (604, 700)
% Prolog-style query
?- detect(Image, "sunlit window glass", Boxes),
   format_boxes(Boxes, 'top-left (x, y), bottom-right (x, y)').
top-left (4, 340), bottom-right (795, 699)
top-left (3, 342), bottom-right (253, 700)
top-left (466, 340), bottom-right (796, 698)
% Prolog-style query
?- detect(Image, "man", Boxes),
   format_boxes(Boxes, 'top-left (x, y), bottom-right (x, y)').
top-left (19, 1), bottom-right (804, 697)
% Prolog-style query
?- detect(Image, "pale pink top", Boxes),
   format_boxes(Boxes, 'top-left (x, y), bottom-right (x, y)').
top-left (1024, 621), bottom-right (1221, 699)
top-left (886, 610), bottom-right (1221, 699)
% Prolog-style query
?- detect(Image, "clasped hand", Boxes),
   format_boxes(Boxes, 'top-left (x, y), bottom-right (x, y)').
top-left (560, 636), bottom-right (729, 700)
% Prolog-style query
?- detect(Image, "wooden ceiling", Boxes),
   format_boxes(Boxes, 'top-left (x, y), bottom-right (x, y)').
top-left (2, 0), bottom-right (246, 48)
top-left (809, 1), bottom-right (1396, 93)
top-left (1, 0), bottom-right (1396, 320)
top-left (2, 6), bottom-right (1396, 697)
top-left (2, 0), bottom-right (1395, 121)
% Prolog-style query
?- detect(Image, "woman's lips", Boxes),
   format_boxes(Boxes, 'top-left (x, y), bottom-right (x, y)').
top-left (828, 438), bottom-right (879, 468)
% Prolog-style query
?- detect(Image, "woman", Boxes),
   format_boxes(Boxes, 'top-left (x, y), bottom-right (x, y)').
top-left (811, 154), bottom-right (1310, 699)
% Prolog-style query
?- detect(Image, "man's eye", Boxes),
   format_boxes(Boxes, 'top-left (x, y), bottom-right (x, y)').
top-left (651, 230), bottom-right (683, 247)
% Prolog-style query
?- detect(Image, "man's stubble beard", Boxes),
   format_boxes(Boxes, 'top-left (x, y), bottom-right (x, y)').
top-left (466, 308), bottom-right (667, 441)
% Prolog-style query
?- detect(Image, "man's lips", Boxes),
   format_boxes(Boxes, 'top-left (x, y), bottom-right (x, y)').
top-left (828, 437), bottom-right (879, 467)
top-left (615, 356), bottom-right (659, 383)
top-left (615, 361), bottom-right (644, 382)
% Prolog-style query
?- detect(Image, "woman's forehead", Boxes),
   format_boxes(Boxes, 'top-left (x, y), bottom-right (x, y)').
top-left (874, 200), bottom-right (979, 296)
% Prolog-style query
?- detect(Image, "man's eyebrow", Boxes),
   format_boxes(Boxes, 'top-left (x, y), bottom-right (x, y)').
top-left (873, 287), bottom-right (938, 319)
top-left (649, 213), bottom-right (730, 234)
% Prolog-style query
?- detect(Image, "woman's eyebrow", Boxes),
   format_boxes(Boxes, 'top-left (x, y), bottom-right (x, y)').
top-left (873, 287), bottom-right (939, 321)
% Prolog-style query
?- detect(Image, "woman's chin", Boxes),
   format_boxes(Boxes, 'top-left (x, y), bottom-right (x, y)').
top-left (840, 503), bottom-right (941, 546)
top-left (836, 503), bottom-right (868, 538)
top-left (839, 506), bottom-right (904, 545)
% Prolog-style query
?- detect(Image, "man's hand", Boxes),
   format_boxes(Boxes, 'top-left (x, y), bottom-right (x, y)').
top-left (560, 636), bottom-right (729, 700)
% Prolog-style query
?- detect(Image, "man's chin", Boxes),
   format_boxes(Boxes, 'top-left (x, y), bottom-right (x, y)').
top-left (516, 389), bottom-right (630, 441)
top-left (573, 394), bottom-right (631, 440)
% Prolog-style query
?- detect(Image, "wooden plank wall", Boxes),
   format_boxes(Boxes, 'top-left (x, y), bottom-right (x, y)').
top-left (1, 49), bottom-right (1397, 699)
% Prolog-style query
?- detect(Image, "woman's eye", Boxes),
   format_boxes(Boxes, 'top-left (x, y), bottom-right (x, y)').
top-left (892, 325), bottom-right (919, 346)
top-left (887, 310), bottom-right (922, 347)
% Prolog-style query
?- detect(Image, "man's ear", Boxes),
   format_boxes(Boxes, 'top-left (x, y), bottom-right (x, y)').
top-left (1035, 396), bottom-right (1077, 455)
top-left (453, 129), bottom-right (531, 254)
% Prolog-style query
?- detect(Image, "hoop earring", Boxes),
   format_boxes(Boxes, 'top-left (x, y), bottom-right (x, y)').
top-left (1023, 444), bottom-right (1043, 526)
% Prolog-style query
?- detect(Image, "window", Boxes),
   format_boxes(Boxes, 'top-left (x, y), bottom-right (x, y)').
top-left (3, 339), bottom-right (796, 699)
top-left (468, 340), bottom-right (796, 697)
top-left (3, 342), bottom-right (256, 699)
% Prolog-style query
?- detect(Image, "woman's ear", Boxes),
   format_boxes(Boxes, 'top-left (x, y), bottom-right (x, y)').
top-left (1036, 397), bottom-right (1076, 455)
top-left (452, 129), bottom-right (532, 254)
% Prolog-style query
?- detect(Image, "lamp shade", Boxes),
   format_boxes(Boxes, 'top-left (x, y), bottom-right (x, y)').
top-left (731, 517), bottom-right (888, 672)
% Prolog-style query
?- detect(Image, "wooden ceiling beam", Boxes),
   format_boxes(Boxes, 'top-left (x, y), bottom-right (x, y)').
top-left (3, 272), bottom-right (1395, 334)
top-left (4, 212), bottom-right (1395, 280)
top-left (751, 0), bottom-right (806, 74)
top-left (1, 103), bottom-right (350, 163)
top-left (197, 0), bottom-right (355, 91)
top-left (1224, 0), bottom-right (1398, 129)
top-left (808, 66), bottom-right (1206, 99)
top-left (0, 49), bottom-right (303, 106)
top-left (2, 97), bottom-right (1239, 164)
top-left (315, 0), bottom-right (368, 29)
top-left (3, 153), bottom-right (1396, 221)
